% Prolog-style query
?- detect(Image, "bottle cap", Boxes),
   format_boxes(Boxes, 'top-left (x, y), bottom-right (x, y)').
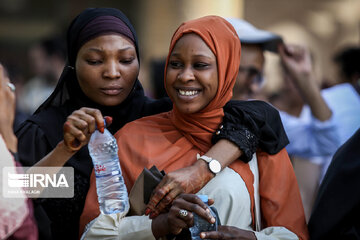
top-left (197, 194), bottom-right (208, 203)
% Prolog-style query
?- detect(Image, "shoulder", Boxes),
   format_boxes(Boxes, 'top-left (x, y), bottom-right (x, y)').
top-left (16, 106), bottom-right (68, 147)
top-left (225, 99), bottom-right (281, 122)
top-left (140, 96), bottom-right (172, 116)
top-left (114, 112), bottom-right (171, 138)
top-left (225, 99), bottom-right (279, 114)
top-left (322, 83), bottom-right (357, 99)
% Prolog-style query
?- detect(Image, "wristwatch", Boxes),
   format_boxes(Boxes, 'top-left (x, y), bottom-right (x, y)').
top-left (196, 153), bottom-right (222, 175)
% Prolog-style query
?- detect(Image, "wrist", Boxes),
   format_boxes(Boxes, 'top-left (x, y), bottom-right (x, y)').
top-left (197, 154), bottom-right (222, 176)
top-left (1, 132), bottom-right (17, 153)
top-left (194, 157), bottom-right (216, 181)
top-left (57, 140), bottom-right (78, 156)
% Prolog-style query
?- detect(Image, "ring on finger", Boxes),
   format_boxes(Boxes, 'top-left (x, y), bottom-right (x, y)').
top-left (178, 209), bottom-right (188, 218)
top-left (7, 82), bottom-right (15, 92)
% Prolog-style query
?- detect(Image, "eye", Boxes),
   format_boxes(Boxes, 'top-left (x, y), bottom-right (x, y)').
top-left (120, 58), bottom-right (135, 64)
top-left (86, 59), bottom-right (102, 65)
top-left (169, 61), bottom-right (183, 69)
top-left (194, 62), bottom-right (210, 69)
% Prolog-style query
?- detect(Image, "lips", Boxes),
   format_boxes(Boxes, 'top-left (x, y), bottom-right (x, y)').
top-left (175, 87), bottom-right (202, 100)
top-left (178, 89), bottom-right (199, 96)
top-left (100, 86), bottom-right (123, 96)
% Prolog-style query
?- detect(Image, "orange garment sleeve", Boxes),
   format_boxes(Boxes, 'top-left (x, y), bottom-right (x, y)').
top-left (257, 148), bottom-right (309, 240)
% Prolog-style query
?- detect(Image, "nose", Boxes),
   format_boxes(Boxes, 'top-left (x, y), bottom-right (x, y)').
top-left (103, 61), bottom-right (120, 79)
top-left (177, 66), bottom-right (195, 82)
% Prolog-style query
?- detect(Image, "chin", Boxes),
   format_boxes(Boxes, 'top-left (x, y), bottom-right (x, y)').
top-left (176, 105), bottom-right (201, 115)
top-left (100, 99), bottom-right (125, 107)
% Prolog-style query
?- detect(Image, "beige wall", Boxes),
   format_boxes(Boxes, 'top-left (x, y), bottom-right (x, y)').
top-left (1, 0), bottom-right (358, 95)
top-left (243, 0), bottom-right (360, 94)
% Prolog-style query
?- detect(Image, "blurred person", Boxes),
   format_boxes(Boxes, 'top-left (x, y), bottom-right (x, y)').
top-left (321, 46), bottom-right (360, 144)
top-left (18, 36), bottom-right (66, 114)
top-left (0, 64), bottom-right (38, 239)
top-left (80, 15), bottom-right (307, 239)
top-left (227, 18), bottom-right (341, 221)
top-left (308, 127), bottom-right (360, 239)
top-left (1, 62), bottom-right (30, 129)
top-left (15, 8), bottom-right (290, 240)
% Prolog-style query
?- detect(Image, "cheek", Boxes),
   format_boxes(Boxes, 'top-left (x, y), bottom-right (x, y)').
top-left (165, 70), bottom-right (175, 92)
top-left (122, 65), bottom-right (139, 87)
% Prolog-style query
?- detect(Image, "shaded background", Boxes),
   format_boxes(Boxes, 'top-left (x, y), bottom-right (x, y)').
top-left (0, 0), bottom-right (359, 98)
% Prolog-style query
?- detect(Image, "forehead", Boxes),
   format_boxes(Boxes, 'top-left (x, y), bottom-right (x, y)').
top-left (171, 33), bottom-right (214, 57)
top-left (240, 44), bottom-right (265, 70)
top-left (80, 34), bottom-right (135, 51)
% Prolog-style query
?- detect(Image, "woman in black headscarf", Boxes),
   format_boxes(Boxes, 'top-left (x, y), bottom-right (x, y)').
top-left (15, 7), bottom-right (288, 239)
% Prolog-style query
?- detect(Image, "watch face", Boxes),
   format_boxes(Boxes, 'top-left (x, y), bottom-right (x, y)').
top-left (209, 160), bottom-right (221, 174)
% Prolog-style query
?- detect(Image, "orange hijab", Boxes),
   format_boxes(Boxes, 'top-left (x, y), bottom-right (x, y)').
top-left (79, 16), bottom-right (308, 239)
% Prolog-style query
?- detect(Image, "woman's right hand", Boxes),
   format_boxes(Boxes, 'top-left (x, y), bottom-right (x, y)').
top-left (63, 107), bottom-right (111, 152)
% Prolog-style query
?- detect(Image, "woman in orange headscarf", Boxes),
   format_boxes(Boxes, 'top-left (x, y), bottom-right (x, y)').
top-left (80, 16), bottom-right (308, 239)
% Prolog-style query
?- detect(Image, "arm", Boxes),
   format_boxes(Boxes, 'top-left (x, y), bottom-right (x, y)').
top-left (81, 194), bottom-right (215, 240)
top-left (146, 139), bottom-right (242, 218)
top-left (27, 107), bottom-right (108, 168)
top-left (279, 44), bottom-right (331, 121)
top-left (278, 44), bottom-right (340, 157)
top-left (146, 100), bottom-right (289, 217)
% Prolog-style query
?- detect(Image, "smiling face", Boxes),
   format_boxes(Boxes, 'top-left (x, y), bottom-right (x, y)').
top-left (165, 33), bottom-right (218, 114)
top-left (75, 34), bottom-right (139, 106)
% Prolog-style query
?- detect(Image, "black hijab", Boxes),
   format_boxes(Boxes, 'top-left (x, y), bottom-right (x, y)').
top-left (35, 8), bottom-right (152, 133)
top-left (25, 8), bottom-right (172, 176)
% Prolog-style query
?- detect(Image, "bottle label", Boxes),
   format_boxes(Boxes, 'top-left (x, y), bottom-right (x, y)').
top-left (95, 164), bottom-right (107, 174)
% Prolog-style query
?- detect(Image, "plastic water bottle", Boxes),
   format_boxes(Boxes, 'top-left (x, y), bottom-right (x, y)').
top-left (189, 195), bottom-right (218, 239)
top-left (88, 121), bottom-right (129, 215)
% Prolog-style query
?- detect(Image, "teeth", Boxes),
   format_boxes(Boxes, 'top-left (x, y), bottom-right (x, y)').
top-left (178, 89), bottom-right (199, 96)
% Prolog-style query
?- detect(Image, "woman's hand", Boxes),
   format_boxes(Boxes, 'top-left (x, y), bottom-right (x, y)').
top-left (0, 64), bottom-right (17, 153)
top-left (146, 160), bottom-right (213, 218)
top-left (151, 194), bottom-right (215, 238)
top-left (200, 226), bottom-right (257, 240)
top-left (62, 107), bottom-right (112, 152)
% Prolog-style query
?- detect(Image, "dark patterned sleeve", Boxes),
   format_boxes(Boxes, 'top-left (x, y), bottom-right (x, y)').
top-left (15, 120), bottom-right (53, 167)
top-left (213, 100), bottom-right (289, 162)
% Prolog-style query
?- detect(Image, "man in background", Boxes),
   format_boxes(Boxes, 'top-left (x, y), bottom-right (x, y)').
top-left (227, 18), bottom-right (340, 220)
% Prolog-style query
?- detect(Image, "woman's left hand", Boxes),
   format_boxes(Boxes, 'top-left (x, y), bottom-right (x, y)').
top-left (200, 226), bottom-right (257, 240)
top-left (146, 160), bottom-right (213, 218)
top-left (151, 194), bottom-right (215, 238)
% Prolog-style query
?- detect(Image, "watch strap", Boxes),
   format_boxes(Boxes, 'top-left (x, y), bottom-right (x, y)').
top-left (196, 153), bottom-right (213, 163)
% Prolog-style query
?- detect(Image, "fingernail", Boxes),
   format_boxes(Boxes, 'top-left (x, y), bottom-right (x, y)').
top-left (206, 208), bottom-right (210, 213)
top-left (100, 127), bottom-right (104, 133)
top-left (210, 217), bottom-right (215, 224)
top-left (145, 208), bottom-right (151, 215)
top-left (104, 116), bottom-right (113, 125)
top-left (200, 232), bottom-right (205, 238)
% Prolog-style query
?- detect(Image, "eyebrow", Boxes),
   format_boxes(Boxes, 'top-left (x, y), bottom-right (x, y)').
top-left (170, 52), bottom-right (213, 59)
top-left (87, 46), bottom-right (133, 52)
